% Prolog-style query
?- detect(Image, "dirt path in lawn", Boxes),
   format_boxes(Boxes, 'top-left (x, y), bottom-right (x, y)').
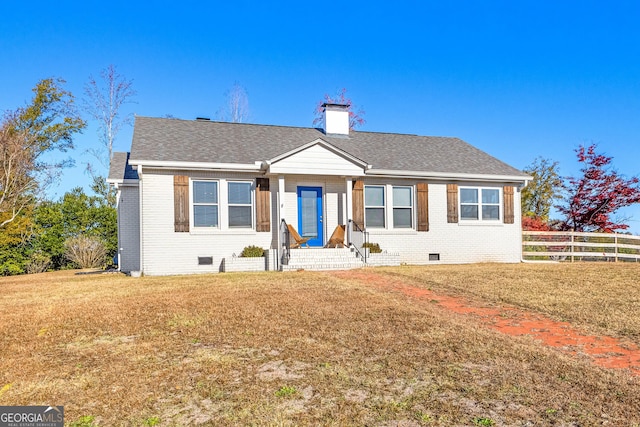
top-left (333, 270), bottom-right (640, 377)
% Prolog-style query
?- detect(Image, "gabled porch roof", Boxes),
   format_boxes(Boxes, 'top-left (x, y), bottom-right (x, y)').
top-left (266, 138), bottom-right (369, 176)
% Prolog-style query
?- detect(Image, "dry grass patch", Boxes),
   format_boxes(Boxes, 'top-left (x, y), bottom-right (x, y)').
top-left (379, 263), bottom-right (640, 343)
top-left (0, 268), bottom-right (638, 426)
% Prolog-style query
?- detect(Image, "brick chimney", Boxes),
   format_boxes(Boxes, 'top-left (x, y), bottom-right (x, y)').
top-left (322, 103), bottom-right (349, 135)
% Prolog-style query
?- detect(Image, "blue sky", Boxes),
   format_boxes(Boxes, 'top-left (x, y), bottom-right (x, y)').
top-left (2, 1), bottom-right (640, 232)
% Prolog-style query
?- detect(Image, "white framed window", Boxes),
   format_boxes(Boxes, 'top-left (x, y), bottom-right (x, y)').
top-left (193, 180), bottom-right (219, 227)
top-left (228, 181), bottom-right (253, 228)
top-left (365, 185), bottom-right (385, 228)
top-left (191, 179), bottom-right (255, 230)
top-left (460, 187), bottom-right (501, 221)
top-left (393, 186), bottom-right (413, 228)
top-left (364, 184), bottom-right (416, 230)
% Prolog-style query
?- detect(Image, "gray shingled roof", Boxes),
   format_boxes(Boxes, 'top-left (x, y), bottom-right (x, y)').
top-left (108, 152), bottom-right (139, 181)
top-left (128, 116), bottom-right (527, 178)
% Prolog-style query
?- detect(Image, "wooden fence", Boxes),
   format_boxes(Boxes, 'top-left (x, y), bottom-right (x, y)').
top-left (522, 231), bottom-right (640, 262)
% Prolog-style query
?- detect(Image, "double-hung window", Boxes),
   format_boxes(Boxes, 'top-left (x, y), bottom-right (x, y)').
top-left (364, 184), bottom-right (415, 229)
top-left (393, 186), bottom-right (413, 228)
top-left (228, 181), bottom-right (253, 228)
top-left (193, 181), bottom-right (218, 227)
top-left (365, 185), bottom-right (385, 228)
top-left (460, 187), bottom-right (500, 221)
top-left (191, 179), bottom-right (254, 229)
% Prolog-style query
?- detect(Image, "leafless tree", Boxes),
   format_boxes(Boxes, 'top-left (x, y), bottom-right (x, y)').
top-left (84, 64), bottom-right (136, 170)
top-left (64, 235), bottom-right (108, 268)
top-left (0, 120), bottom-right (35, 227)
top-left (218, 82), bottom-right (250, 123)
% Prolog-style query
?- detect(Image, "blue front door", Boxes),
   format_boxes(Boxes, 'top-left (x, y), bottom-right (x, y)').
top-left (297, 186), bottom-right (323, 247)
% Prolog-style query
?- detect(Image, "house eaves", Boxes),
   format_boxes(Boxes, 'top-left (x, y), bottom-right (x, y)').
top-left (367, 169), bottom-right (531, 185)
top-left (106, 178), bottom-right (139, 187)
top-left (108, 152), bottom-right (139, 184)
top-left (127, 159), bottom-right (265, 173)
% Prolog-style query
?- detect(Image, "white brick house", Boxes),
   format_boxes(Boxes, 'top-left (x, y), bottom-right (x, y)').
top-left (108, 104), bottom-right (529, 276)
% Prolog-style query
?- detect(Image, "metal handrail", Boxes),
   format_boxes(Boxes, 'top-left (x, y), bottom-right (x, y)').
top-left (348, 219), bottom-right (369, 263)
top-left (280, 219), bottom-right (291, 266)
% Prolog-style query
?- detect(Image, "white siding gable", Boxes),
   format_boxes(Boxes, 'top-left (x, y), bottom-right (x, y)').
top-left (269, 143), bottom-right (365, 176)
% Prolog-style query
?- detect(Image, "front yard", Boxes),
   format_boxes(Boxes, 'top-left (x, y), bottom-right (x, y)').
top-left (0, 264), bottom-right (639, 426)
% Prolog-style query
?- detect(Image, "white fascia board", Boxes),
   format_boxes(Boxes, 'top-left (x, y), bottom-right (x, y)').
top-left (268, 138), bottom-right (369, 168)
top-left (107, 179), bottom-right (139, 190)
top-left (106, 178), bottom-right (139, 185)
top-left (127, 159), bottom-right (263, 171)
top-left (367, 169), bottom-right (531, 184)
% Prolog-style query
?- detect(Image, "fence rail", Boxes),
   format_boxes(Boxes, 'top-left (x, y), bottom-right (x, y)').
top-left (522, 231), bottom-right (640, 262)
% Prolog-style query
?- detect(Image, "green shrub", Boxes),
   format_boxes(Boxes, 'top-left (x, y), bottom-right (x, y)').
top-left (0, 255), bottom-right (25, 276)
top-left (240, 245), bottom-right (265, 257)
top-left (362, 242), bottom-right (382, 253)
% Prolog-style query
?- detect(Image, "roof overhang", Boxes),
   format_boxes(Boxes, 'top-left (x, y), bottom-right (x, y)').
top-left (367, 168), bottom-right (531, 185)
top-left (107, 178), bottom-right (139, 187)
top-left (127, 159), bottom-right (264, 172)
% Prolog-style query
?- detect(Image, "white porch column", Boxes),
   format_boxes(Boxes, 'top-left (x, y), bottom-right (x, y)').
top-left (276, 175), bottom-right (287, 269)
top-left (278, 175), bottom-right (286, 247)
top-left (345, 178), bottom-right (353, 223)
top-left (278, 175), bottom-right (286, 224)
top-left (345, 178), bottom-right (353, 246)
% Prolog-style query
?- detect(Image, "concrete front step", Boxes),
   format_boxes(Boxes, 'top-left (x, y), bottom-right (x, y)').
top-left (284, 260), bottom-right (364, 269)
top-left (282, 263), bottom-right (363, 271)
top-left (282, 247), bottom-right (364, 271)
top-left (285, 258), bottom-right (363, 264)
top-left (287, 248), bottom-right (358, 257)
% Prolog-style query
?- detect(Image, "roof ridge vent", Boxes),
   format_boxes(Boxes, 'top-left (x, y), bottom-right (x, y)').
top-left (196, 117), bottom-right (210, 121)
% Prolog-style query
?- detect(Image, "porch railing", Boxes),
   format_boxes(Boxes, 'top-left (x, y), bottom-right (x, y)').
top-left (280, 219), bottom-right (291, 266)
top-left (348, 219), bottom-right (369, 263)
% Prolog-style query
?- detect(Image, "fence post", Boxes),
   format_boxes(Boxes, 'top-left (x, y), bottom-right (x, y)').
top-left (570, 232), bottom-right (574, 263)
top-left (615, 233), bottom-right (618, 262)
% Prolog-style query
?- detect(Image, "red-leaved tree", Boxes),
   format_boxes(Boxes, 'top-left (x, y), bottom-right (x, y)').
top-left (522, 216), bottom-right (553, 231)
top-left (312, 88), bottom-right (365, 130)
top-left (556, 144), bottom-right (640, 232)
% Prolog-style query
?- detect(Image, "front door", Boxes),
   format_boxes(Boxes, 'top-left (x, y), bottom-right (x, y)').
top-left (297, 186), bottom-right (323, 247)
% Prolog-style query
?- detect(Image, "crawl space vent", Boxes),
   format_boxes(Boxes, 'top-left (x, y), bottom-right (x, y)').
top-left (198, 256), bottom-right (213, 265)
